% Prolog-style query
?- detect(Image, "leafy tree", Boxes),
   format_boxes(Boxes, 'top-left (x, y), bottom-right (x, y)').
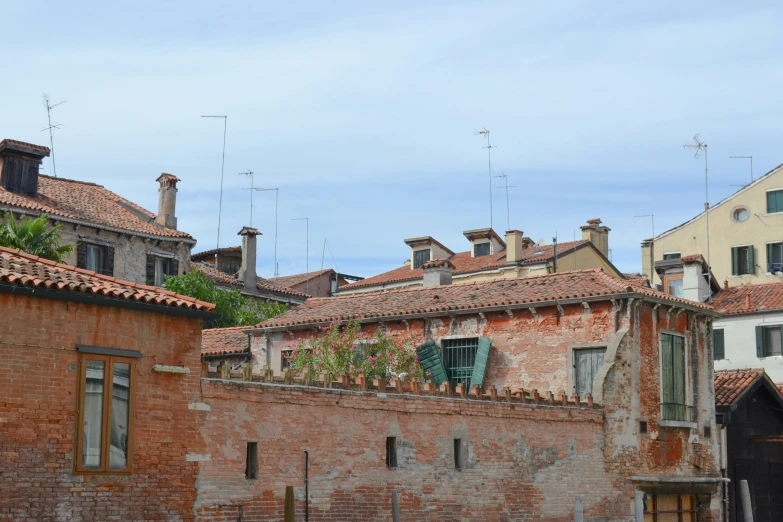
top-left (0, 212), bottom-right (73, 262)
top-left (163, 270), bottom-right (286, 329)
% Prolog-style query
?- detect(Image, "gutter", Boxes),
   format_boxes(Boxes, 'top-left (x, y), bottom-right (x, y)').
top-left (0, 282), bottom-right (217, 319)
top-left (202, 348), bottom-right (250, 360)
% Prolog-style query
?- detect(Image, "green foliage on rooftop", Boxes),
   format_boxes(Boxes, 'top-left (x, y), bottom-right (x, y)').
top-left (0, 212), bottom-right (73, 263)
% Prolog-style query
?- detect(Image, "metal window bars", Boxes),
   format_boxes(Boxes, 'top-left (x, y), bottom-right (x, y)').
top-left (443, 338), bottom-right (479, 390)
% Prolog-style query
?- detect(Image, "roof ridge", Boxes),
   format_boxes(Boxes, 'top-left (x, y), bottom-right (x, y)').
top-left (38, 174), bottom-right (102, 187)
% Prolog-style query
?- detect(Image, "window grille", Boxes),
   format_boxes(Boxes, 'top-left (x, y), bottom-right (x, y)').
top-left (643, 494), bottom-right (696, 521)
top-left (443, 338), bottom-right (479, 389)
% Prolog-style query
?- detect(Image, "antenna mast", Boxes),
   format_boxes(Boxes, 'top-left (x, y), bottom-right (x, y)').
top-left (475, 128), bottom-right (496, 229)
top-left (683, 134), bottom-right (712, 298)
top-left (201, 115), bottom-right (228, 256)
top-left (41, 94), bottom-right (65, 177)
top-left (259, 188), bottom-right (279, 280)
top-left (239, 169), bottom-right (261, 226)
top-left (293, 217), bottom-right (310, 294)
top-left (729, 155), bottom-right (753, 183)
top-left (494, 173), bottom-right (515, 231)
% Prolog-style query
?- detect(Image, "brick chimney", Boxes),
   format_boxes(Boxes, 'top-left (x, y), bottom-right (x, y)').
top-left (422, 258), bottom-right (454, 287)
top-left (155, 173), bottom-right (180, 229)
top-left (237, 227), bottom-right (261, 293)
top-left (0, 139), bottom-right (50, 197)
top-left (580, 218), bottom-right (610, 258)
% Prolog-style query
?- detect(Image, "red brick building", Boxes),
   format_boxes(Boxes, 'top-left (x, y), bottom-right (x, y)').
top-left (0, 246), bottom-right (215, 521)
top-left (197, 267), bottom-right (725, 521)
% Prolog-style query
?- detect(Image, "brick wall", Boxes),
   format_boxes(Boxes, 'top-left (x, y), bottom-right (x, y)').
top-left (0, 292), bottom-right (205, 521)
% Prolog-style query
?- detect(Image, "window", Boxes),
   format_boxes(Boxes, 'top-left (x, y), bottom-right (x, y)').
top-left (441, 337), bottom-right (492, 390)
top-left (731, 245), bottom-right (755, 276)
top-left (573, 347), bottom-right (606, 400)
top-left (281, 350), bottom-right (293, 370)
top-left (245, 442), bottom-right (258, 479)
top-left (77, 242), bottom-right (114, 276)
top-left (732, 207), bottom-right (750, 222)
top-left (767, 189), bottom-right (783, 214)
top-left (662, 252), bottom-right (681, 260)
top-left (146, 255), bottom-right (178, 287)
top-left (86, 245), bottom-right (103, 272)
top-left (453, 439), bottom-right (463, 470)
top-left (663, 273), bottom-right (684, 298)
top-left (756, 325), bottom-right (783, 357)
top-left (474, 242), bottom-right (490, 257)
top-left (639, 419), bottom-right (648, 435)
top-left (660, 333), bottom-right (690, 422)
top-left (643, 494), bottom-right (696, 521)
top-left (220, 257), bottom-right (241, 275)
top-left (385, 437), bottom-right (397, 468)
top-left (767, 242), bottom-right (783, 274)
top-left (412, 249), bottom-right (431, 269)
top-left (713, 329), bottom-right (725, 361)
top-left (75, 353), bottom-right (135, 473)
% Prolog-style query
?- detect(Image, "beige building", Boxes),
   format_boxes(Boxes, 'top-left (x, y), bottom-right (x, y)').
top-left (642, 162), bottom-right (783, 290)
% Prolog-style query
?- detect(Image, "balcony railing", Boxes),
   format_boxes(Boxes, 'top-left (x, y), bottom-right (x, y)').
top-left (660, 403), bottom-right (695, 422)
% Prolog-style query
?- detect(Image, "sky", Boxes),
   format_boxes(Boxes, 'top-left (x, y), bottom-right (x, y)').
top-left (2, 1), bottom-right (782, 279)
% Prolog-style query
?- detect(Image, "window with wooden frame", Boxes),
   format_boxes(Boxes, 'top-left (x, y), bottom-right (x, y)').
top-left (662, 273), bottom-right (684, 298)
top-left (473, 242), bottom-right (490, 257)
top-left (146, 255), bottom-right (179, 287)
top-left (75, 350), bottom-right (137, 474)
top-left (767, 242), bottom-right (783, 274)
top-left (662, 252), bottom-right (681, 260)
top-left (731, 245), bottom-right (754, 276)
top-left (756, 325), bottom-right (783, 358)
top-left (767, 189), bottom-right (783, 214)
top-left (643, 493), bottom-right (696, 521)
top-left (76, 241), bottom-right (115, 276)
top-left (412, 249), bottom-right (431, 269)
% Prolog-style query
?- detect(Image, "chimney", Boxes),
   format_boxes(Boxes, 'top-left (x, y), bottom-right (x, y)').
top-left (422, 258), bottom-right (454, 287)
top-left (237, 227), bottom-right (261, 293)
top-left (580, 218), bottom-right (610, 258)
top-left (0, 139), bottom-right (50, 197)
top-left (155, 173), bottom-right (180, 229)
top-left (505, 230), bottom-right (525, 264)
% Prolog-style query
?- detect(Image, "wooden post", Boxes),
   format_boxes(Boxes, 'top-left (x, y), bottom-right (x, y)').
top-left (391, 490), bottom-right (400, 522)
top-left (740, 480), bottom-right (754, 522)
top-left (285, 485), bottom-right (296, 522)
top-left (574, 495), bottom-right (583, 522)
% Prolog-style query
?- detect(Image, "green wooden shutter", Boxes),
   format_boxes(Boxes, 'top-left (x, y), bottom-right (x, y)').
top-left (416, 340), bottom-right (448, 386)
top-left (76, 242), bottom-right (86, 269)
top-left (748, 246), bottom-right (755, 275)
top-left (713, 329), bottom-right (725, 361)
top-left (731, 247), bottom-right (738, 276)
top-left (661, 334), bottom-right (673, 405)
top-left (672, 336), bottom-right (686, 407)
top-left (756, 325), bottom-right (765, 357)
top-left (145, 255), bottom-right (155, 285)
top-left (769, 243), bottom-right (774, 273)
top-left (469, 337), bottom-right (492, 389)
top-left (104, 246), bottom-right (115, 277)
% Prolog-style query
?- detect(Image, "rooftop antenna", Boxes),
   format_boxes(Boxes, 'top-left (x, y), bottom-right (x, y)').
top-left (634, 214), bottom-right (655, 281)
top-left (474, 128), bottom-right (496, 229)
top-left (238, 169), bottom-right (261, 226)
top-left (41, 94), bottom-right (65, 177)
top-left (729, 155), bottom-right (753, 183)
top-left (494, 173), bottom-right (516, 231)
top-left (259, 188), bottom-right (279, 280)
top-left (202, 115), bottom-right (228, 261)
top-left (683, 134), bottom-right (712, 297)
top-left (293, 217), bottom-right (309, 295)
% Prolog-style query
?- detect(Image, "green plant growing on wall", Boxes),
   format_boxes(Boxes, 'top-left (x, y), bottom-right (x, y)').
top-left (0, 212), bottom-right (73, 263)
top-left (286, 320), bottom-right (425, 381)
top-left (163, 270), bottom-right (286, 328)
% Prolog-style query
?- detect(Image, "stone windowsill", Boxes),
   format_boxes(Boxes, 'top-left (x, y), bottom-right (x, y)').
top-left (659, 419), bottom-right (698, 429)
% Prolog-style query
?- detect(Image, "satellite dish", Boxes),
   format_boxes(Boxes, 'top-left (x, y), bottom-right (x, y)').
top-left (537, 238), bottom-right (548, 246)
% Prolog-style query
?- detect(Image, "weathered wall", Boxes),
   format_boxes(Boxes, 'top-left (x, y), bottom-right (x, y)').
top-left (196, 380), bottom-right (623, 522)
top-left (0, 292), bottom-right (205, 521)
top-left (714, 311), bottom-right (783, 382)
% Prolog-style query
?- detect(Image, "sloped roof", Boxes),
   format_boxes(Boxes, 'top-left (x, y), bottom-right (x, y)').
top-left (257, 268), bottom-right (715, 330)
top-left (714, 369), bottom-right (765, 407)
top-left (339, 240), bottom-right (590, 291)
top-left (193, 263), bottom-right (309, 299)
top-left (272, 268), bottom-right (335, 289)
top-left (0, 246), bottom-right (214, 311)
top-left (0, 174), bottom-right (193, 241)
top-left (201, 326), bottom-right (249, 357)
top-left (191, 246), bottom-right (241, 261)
top-left (711, 282), bottom-right (783, 315)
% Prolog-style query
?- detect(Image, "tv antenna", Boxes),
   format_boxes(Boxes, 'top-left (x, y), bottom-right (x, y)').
top-left (41, 94), bottom-right (65, 177)
top-left (258, 188), bottom-right (279, 280)
top-left (474, 128), bottom-right (496, 229)
top-left (729, 155), bottom-right (753, 183)
top-left (201, 115), bottom-right (228, 257)
top-left (293, 217), bottom-right (310, 294)
top-left (494, 173), bottom-right (515, 231)
top-left (239, 169), bottom-right (261, 226)
top-left (634, 214), bottom-right (655, 280)
top-left (683, 134), bottom-right (712, 297)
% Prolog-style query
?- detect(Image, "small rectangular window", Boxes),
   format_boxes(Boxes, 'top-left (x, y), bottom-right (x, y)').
top-left (662, 252), bottom-right (681, 260)
top-left (713, 329), bottom-right (725, 361)
top-left (245, 442), bottom-right (258, 479)
top-left (474, 242), bottom-right (490, 257)
top-left (639, 420), bottom-right (648, 435)
top-left (767, 242), bottom-right (783, 273)
top-left (385, 437), bottom-right (397, 468)
top-left (764, 326), bottom-right (782, 357)
top-left (453, 439), bottom-right (463, 470)
top-left (663, 274), bottom-right (684, 298)
top-left (703, 425), bottom-right (712, 439)
top-left (767, 189), bottom-right (783, 214)
top-left (643, 494), bottom-right (696, 521)
top-left (413, 249), bottom-right (431, 269)
top-left (443, 338), bottom-right (479, 390)
top-left (732, 246), bottom-right (755, 276)
top-left (574, 347), bottom-right (606, 400)
top-left (85, 245), bottom-right (104, 273)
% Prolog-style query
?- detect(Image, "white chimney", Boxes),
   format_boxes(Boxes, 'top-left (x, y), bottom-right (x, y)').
top-left (237, 227), bottom-right (261, 293)
top-left (422, 259), bottom-right (454, 287)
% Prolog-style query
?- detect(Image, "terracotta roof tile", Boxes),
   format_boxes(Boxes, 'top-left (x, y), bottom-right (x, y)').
top-left (711, 282), bottom-right (783, 315)
top-left (340, 240), bottom-right (589, 291)
top-left (0, 246), bottom-right (214, 311)
top-left (258, 268), bottom-right (714, 329)
top-left (194, 263), bottom-right (309, 299)
top-left (272, 269), bottom-right (334, 289)
top-left (714, 369), bottom-right (765, 407)
top-left (0, 175), bottom-right (193, 240)
top-left (201, 326), bottom-right (249, 356)
top-left (191, 246), bottom-right (242, 261)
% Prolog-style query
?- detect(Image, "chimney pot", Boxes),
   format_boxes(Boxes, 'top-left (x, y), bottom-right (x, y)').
top-left (723, 279), bottom-right (729, 290)
top-left (237, 226), bottom-right (261, 293)
top-left (580, 218), bottom-right (610, 257)
top-left (155, 173), bottom-right (180, 229)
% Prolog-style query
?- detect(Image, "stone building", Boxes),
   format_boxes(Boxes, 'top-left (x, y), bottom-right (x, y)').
top-left (197, 267), bottom-right (725, 520)
top-left (0, 138), bottom-right (194, 286)
top-left (0, 246), bottom-right (215, 521)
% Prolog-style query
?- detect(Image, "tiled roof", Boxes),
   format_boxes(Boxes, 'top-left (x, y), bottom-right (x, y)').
top-left (714, 369), bottom-right (765, 407)
top-left (421, 258), bottom-right (455, 269)
top-left (0, 246), bottom-right (214, 311)
top-left (201, 326), bottom-right (249, 357)
top-left (710, 282), bottom-right (783, 315)
top-left (191, 246), bottom-right (242, 261)
top-left (194, 263), bottom-right (309, 299)
top-left (258, 268), bottom-right (714, 329)
top-left (0, 174), bottom-right (193, 241)
top-left (681, 254), bottom-right (705, 264)
top-left (339, 240), bottom-right (590, 291)
top-left (0, 139), bottom-right (50, 154)
top-left (272, 269), bottom-right (335, 289)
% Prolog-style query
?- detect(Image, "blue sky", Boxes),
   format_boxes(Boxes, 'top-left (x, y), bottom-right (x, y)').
top-left (2, 1), bottom-right (782, 278)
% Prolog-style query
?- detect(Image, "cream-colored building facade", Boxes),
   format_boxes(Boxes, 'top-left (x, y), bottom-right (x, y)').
top-left (642, 163), bottom-right (783, 289)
